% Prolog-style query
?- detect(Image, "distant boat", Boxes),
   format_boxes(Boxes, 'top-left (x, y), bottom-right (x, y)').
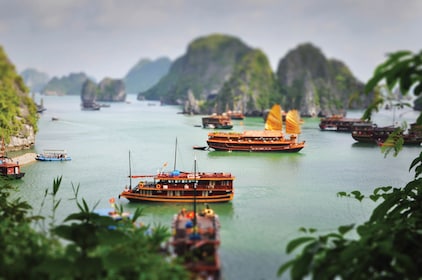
top-left (352, 122), bottom-right (422, 145)
top-left (169, 159), bottom-right (221, 279)
top-left (0, 138), bottom-right (25, 179)
top-left (119, 141), bottom-right (235, 203)
top-left (319, 115), bottom-right (368, 132)
top-left (81, 100), bottom-right (101, 110)
top-left (202, 114), bottom-right (233, 129)
top-left (206, 104), bottom-right (305, 152)
top-left (226, 110), bottom-right (245, 120)
top-left (35, 150), bottom-right (72, 161)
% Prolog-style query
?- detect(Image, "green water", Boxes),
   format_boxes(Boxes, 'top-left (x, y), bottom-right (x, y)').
top-left (10, 94), bottom-right (421, 280)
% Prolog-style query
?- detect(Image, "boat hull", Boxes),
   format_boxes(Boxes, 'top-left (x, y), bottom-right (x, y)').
top-left (35, 157), bottom-right (72, 161)
top-left (207, 140), bottom-right (305, 153)
top-left (1, 172), bottom-right (25, 180)
top-left (120, 191), bottom-right (233, 203)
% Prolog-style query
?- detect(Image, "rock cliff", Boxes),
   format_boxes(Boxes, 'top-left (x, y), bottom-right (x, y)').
top-left (276, 43), bottom-right (371, 117)
top-left (0, 46), bottom-right (38, 151)
top-left (139, 34), bottom-right (276, 114)
top-left (81, 78), bottom-right (126, 103)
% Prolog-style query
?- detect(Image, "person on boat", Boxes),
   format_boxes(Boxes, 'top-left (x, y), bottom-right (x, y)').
top-left (179, 208), bottom-right (187, 217)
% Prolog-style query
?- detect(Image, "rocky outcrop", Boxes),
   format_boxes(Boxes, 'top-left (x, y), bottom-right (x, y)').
top-left (42, 72), bottom-right (89, 96)
top-left (276, 43), bottom-right (370, 117)
top-left (7, 124), bottom-right (35, 151)
top-left (0, 46), bottom-right (38, 151)
top-left (124, 57), bottom-right (171, 94)
top-left (139, 34), bottom-right (276, 114)
top-left (97, 78), bottom-right (126, 102)
top-left (81, 78), bottom-right (126, 104)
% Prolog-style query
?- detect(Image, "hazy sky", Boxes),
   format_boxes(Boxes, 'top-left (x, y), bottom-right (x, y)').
top-left (1, 0), bottom-right (421, 82)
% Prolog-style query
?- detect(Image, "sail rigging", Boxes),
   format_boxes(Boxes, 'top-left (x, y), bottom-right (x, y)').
top-left (264, 104), bottom-right (283, 131)
top-left (285, 110), bottom-right (302, 134)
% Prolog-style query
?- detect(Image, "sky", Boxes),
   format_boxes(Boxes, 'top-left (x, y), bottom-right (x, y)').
top-left (1, 0), bottom-right (421, 83)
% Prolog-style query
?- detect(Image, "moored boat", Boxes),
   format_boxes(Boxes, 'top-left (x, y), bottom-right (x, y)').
top-left (206, 104), bottom-right (305, 152)
top-left (35, 149), bottom-right (72, 161)
top-left (319, 115), bottom-right (368, 131)
top-left (0, 156), bottom-right (25, 179)
top-left (169, 157), bottom-right (221, 279)
top-left (226, 110), bottom-right (245, 120)
top-left (352, 122), bottom-right (422, 145)
top-left (170, 205), bottom-right (221, 279)
top-left (0, 138), bottom-right (25, 179)
top-left (202, 114), bottom-right (233, 129)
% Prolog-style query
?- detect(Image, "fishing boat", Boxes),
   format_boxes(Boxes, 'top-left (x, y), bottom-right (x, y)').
top-left (226, 110), bottom-right (245, 120)
top-left (35, 149), bottom-right (72, 161)
top-left (206, 104), bottom-right (305, 152)
top-left (0, 138), bottom-right (25, 179)
top-left (202, 114), bottom-right (233, 129)
top-left (319, 115), bottom-right (368, 132)
top-left (351, 122), bottom-right (422, 145)
top-left (169, 158), bottom-right (221, 279)
top-left (119, 142), bottom-right (235, 203)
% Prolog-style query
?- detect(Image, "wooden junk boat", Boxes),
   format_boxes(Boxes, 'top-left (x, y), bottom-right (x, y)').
top-left (351, 122), bottom-right (422, 145)
top-left (119, 148), bottom-right (235, 203)
top-left (319, 115), bottom-right (368, 132)
top-left (202, 114), bottom-right (233, 129)
top-left (169, 159), bottom-right (222, 279)
top-left (0, 138), bottom-right (25, 179)
top-left (170, 205), bottom-right (221, 279)
top-left (206, 104), bottom-right (305, 152)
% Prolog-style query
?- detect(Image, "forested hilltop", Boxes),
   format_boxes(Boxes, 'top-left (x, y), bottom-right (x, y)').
top-left (139, 34), bottom-right (373, 116)
top-left (0, 46), bottom-right (38, 150)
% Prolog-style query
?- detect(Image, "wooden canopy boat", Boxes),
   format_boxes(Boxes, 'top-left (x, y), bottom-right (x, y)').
top-left (170, 205), bottom-right (221, 279)
top-left (226, 110), bottom-right (245, 120)
top-left (119, 143), bottom-right (235, 203)
top-left (319, 115), bottom-right (368, 132)
top-left (119, 170), bottom-right (234, 203)
top-left (0, 156), bottom-right (25, 179)
top-left (0, 138), bottom-right (25, 179)
top-left (169, 158), bottom-right (221, 279)
top-left (352, 122), bottom-right (422, 145)
top-left (202, 114), bottom-right (233, 129)
top-left (206, 104), bottom-right (305, 152)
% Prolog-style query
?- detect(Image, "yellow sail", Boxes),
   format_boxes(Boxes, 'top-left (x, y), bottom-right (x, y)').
top-left (264, 104), bottom-right (283, 131)
top-left (285, 110), bottom-right (301, 134)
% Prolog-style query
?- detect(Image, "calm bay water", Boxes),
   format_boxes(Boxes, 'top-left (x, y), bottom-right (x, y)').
top-left (10, 94), bottom-right (421, 280)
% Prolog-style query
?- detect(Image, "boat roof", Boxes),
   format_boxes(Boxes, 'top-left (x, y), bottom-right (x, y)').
top-left (209, 130), bottom-right (284, 137)
top-left (42, 149), bottom-right (67, 153)
top-left (131, 170), bottom-right (234, 180)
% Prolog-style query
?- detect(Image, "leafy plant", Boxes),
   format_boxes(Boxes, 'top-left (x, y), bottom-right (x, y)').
top-left (0, 177), bottom-right (189, 279)
top-left (279, 50), bottom-right (422, 279)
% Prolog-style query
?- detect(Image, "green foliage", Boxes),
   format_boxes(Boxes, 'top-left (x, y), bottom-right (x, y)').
top-left (279, 50), bottom-right (422, 279)
top-left (0, 46), bottom-right (38, 140)
top-left (0, 178), bottom-right (189, 279)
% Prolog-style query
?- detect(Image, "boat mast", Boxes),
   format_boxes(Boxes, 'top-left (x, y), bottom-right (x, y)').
top-left (173, 137), bottom-right (178, 171)
top-left (193, 155), bottom-right (197, 228)
top-left (128, 150), bottom-right (132, 190)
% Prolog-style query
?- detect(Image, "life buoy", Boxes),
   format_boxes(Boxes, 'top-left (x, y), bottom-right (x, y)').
top-left (186, 211), bottom-right (195, 219)
top-left (156, 184), bottom-right (161, 189)
top-left (204, 208), bottom-right (214, 216)
top-left (138, 182), bottom-right (144, 188)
